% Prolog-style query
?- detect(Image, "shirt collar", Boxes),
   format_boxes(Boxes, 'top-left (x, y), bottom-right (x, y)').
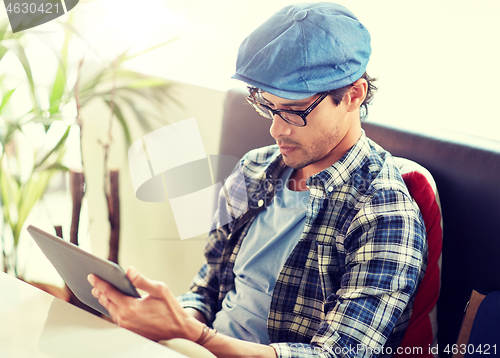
top-left (262, 130), bottom-right (371, 197)
top-left (306, 130), bottom-right (371, 196)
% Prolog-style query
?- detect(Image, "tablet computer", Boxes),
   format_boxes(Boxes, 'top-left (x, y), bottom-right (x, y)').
top-left (27, 225), bottom-right (141, 317)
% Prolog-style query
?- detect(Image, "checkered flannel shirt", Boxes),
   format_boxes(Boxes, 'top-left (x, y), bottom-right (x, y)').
top-left (178, 132), bottom-right (427, 357)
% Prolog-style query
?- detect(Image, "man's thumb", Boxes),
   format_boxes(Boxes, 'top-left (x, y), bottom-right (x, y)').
top-left (126, 267), bottom-right (161, 296)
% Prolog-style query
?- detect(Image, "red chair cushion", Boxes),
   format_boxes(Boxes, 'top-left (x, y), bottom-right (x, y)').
top-left (394, 158), bottom-right (443, 357)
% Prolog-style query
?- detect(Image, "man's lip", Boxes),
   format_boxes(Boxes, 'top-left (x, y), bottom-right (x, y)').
top-left (278, 145), bottom-right (296, 155)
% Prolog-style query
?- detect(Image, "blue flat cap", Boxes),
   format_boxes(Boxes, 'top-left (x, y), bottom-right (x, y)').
top-left (232, 2), bottom-right (371, 99)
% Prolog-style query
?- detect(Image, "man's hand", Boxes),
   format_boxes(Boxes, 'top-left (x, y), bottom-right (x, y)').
top-left (88, 268), bottom-right (277, 357)
top-left (87, 267), bottom-right (203, 342)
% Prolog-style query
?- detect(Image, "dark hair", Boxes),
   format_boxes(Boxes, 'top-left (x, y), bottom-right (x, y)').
top-left (326, 72), bottom-right (377, 120)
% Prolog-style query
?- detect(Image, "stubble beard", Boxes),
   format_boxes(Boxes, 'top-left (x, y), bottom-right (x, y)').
top-left (282, 152), bottom-right (314, 169)
top-left (277, 138), bottom-right (311, 169)
top-left (280, 134), bottom-right (338, 170)
top-left (281, 144), bottom-right (322, 170)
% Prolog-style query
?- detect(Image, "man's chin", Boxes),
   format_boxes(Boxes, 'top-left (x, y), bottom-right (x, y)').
top-left (282, 156), bottom-right (310, 170)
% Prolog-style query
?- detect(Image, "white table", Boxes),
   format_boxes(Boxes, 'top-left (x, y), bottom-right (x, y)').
top-left (0, 272), bottom-right (186, 358)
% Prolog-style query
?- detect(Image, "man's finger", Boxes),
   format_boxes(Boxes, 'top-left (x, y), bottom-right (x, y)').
top-left (98, 293), bottom-right (109, 307)
top-left (97, 295), bottom-right (121, 323)
top-left (88, 274), bottom-right (125, 304)
top-left (91, 287), bottom-right (101, 299)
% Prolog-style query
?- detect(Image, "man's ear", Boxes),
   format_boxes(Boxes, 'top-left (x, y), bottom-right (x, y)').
top-left (345, 78), bottom-right (367, 113)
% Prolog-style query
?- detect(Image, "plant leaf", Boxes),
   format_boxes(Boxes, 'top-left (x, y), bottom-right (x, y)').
top-left (0, 45), bottom-right (8, 63)
top-left (104, 100), bottom-right (132, 147)
top-left (49, 66), bottom-right (67, 115)
top-left (0, 88), bottom-right (15, 114)
top-left (0, 40), bottom-right (39, 111)
top-left (0, 156), bottom-right (18, 236)
top-left (127, 102), bottom-right (154, 133)
top-left (122, 37), bottom-right (180, 62)
top-left (34, 125), bottom-right (71, 169)
top-left (36, 162), bottom-right (70, 172)
top-left (14, 170), bottom-right (53, 245)
top-left (0, 20), bottom-right (9, 42)
top-left (126, 78), bottom-right (171, 89)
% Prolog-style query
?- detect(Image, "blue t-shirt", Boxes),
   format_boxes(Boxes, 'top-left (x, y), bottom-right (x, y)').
top-left (212, 168), bottom-right (310, 343)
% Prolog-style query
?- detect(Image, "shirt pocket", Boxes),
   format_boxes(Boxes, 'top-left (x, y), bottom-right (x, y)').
top-left (316, 244), bottom-right (342, 303)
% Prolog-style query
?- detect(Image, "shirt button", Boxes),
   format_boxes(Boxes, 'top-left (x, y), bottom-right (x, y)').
top-left (258, 199), bottom-right (264, 207)
top-left (327, 186), bottom-right (334, 192)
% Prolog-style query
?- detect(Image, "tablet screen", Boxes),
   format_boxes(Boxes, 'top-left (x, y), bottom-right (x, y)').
top-left (27, 225), bottom-right (140, 317)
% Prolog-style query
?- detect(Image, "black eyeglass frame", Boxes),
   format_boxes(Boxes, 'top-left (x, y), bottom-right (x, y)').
top-left (246, 87), bottom-right (329, 127)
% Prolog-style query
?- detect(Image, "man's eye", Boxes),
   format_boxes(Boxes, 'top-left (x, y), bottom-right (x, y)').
top-left (262, 101), bottom-right (276, 109)
top-left (258, 100), bottom-right (274, 108)
top-left (287, 106), bottom-right (306, 112)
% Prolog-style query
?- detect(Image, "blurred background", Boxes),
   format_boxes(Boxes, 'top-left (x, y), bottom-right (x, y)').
top-left (0, 0), bottom-right (499, 297)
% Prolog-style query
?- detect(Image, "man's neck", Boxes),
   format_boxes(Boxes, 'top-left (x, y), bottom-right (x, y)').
top-left (288, 124), bottom-right (362, 191)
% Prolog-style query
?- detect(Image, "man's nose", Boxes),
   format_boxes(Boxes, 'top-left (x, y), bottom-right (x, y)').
top-left (270, 115), bottom-right (292, 139)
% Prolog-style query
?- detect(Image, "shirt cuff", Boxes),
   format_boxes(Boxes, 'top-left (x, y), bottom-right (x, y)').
top-left (177, 292), bottom-right (214, 325)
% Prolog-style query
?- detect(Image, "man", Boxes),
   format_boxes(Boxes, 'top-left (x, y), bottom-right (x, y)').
top-left (88, 3), bottom-right (427, 357)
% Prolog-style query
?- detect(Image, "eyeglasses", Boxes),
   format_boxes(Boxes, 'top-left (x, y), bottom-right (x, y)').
top-left (246, 87), bottom-right (328, 127)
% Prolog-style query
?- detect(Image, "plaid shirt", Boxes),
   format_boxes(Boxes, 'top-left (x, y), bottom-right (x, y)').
top-left (178, 132), bottom-right (427, 358)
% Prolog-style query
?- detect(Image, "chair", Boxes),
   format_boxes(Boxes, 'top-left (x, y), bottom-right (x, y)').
top-left (394, 158), bottom-right (443, 357)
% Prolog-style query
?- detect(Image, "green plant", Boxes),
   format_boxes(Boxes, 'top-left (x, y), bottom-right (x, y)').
top-left (0, 19), bottom-right (71, 276)
top-left (0, 125), bottom-right (70, 276)
top-left (0, 14), bottom-right (178, 276)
